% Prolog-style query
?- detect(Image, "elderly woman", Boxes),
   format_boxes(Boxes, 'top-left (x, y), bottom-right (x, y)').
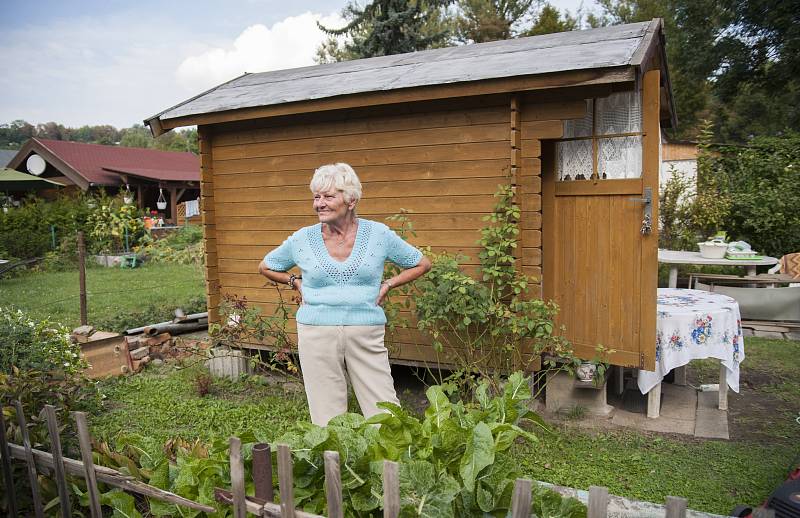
top-left (258, 163), bottom-right (431, 426)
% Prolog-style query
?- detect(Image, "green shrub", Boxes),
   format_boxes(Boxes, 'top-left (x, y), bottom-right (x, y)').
top-left (0, 306), bottom-right (86, 375)
top-left (135, 225), bottom-right (204, 265)
top-left (0, 307), bottom-right (100, 516)
top-left (0, 191), bottom-right (147, 260)
top-left (411, 184), bottom-right (573, 391)
top-left (86, 197), bottom-right (146, 254)
top-left (709, 133), bottom-right (800, 257)
top-left (658, 172), bottom-right (697, 251)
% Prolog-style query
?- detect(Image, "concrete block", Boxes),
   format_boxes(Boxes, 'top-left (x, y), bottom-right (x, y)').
top-left (785, 331), bottom-right (800, 341)
top-left (72, 325), bottom-right (95, 336)
top-left (206, 347), bottom-right (252, 380)
top-left (694, 390), bottom-right (729, 439)
top-left (545, 371), bottom-right (614, 416)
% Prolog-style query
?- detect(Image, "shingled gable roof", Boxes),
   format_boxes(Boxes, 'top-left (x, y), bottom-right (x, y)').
top-left (146, 19), bottom-right (675, 134)
top-left (7, 138), bottom-right (199, 190)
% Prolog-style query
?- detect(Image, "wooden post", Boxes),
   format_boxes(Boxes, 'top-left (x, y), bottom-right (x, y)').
top-left (169, 186), bottom-right (178, 225)
top-left (74, 411), bottom-right (103, 517)
top-left (14, 401), bottom-right (44, 517)
top-left (382, 460), bottom-right (399, 518)
top-left (323, 451), bottom-right (343, 518)
top-left (229, 437), bottom-right (246, 518)
top-left (718, 363), bottom-right (729, 411)
top-left (44, 405), bottom-right (72, 517)
top-left (665, 495), bottom-right (688, 518)
top-left (0, 407), bottom-right (18, 517)
top-left (253, 442), bottom-right (274, 502)
top-left (587, 485), bottom-right (609, 518)
top-left (510, 479), bottom-right (532, 518)
top-left (77, 231), bottom-right (88, 326)
top-left (277, 444), bottom-right (295, 518)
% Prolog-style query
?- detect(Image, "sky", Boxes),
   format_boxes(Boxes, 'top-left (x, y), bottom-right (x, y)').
top-left (0, 0), bottom-right (599, 130)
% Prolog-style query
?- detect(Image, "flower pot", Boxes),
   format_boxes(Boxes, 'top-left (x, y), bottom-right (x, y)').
top-left (123, 196), bottom-right (134, 205)
top-left (576, 362), bottom-right (597, 383)
top-left (156, 201), bottom-right (167, 210)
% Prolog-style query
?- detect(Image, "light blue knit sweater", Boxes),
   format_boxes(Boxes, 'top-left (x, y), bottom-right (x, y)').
top-left (263, 219), bottom-right (423, 326)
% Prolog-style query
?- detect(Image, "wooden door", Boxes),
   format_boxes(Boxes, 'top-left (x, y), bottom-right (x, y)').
top-left (540, 70), bottom-right (660, 369)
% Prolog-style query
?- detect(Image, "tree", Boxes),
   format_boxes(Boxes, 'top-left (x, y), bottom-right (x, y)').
top-left (589, 0), bottom-right (725, 139)
top-left (710, 0), bottom-right (800, 141)
top-left (317, 0), bottom-right (453, 62)
top-left (524, 3), bottom-right (577, 36)
top-left (120, 124), bottom-right (153, 148)
top-left (455, 0), bottom-right (536, 43)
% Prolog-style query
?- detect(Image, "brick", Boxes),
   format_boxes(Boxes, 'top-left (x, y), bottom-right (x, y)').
top-left (130, 346), bottom-right (149, 360)
top-left (144, 333), bottom-right (171, 347)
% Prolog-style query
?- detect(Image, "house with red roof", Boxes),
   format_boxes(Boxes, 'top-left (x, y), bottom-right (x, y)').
top-left (6, 138), bottom-right (199, 223)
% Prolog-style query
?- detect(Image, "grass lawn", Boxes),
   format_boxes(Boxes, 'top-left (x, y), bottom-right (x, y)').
top-left (90, 337), bottom-right (800, 516)
top-left (1, 263), bottom-right (206, 330)
top-left (91, 363), bottom-right (309, 445)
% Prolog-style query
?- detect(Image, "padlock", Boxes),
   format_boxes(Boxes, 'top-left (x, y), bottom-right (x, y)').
top-left (641, 214), bottom-right (652, 235)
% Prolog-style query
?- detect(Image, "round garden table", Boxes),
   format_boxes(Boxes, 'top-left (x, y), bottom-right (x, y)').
top-left (639, 288), bottom-right (745, 418)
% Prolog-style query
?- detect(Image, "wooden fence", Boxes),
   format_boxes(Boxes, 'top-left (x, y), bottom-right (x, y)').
top-left (1, 401), bottom-right (777, 518)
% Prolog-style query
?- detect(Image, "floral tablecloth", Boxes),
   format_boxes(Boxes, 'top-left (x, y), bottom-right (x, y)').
top-left (638, 288), bottom-right (745, 394)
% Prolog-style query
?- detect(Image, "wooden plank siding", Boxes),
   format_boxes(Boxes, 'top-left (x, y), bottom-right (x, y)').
top-left (202, 96), bottom-right (582, 364)
top-left (199, 128), bottom-right (221, 322)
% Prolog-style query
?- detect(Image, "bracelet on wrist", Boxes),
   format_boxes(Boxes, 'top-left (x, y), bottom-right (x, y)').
top-left (382, 279), bottom-right (394, 289)
top-left (288, 273), bottom-right (301, 289)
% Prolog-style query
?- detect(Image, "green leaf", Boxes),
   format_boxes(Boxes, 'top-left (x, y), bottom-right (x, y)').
top-left (458, 421), bottom-right (494, 491)
top-left (101, 488), bottom-right (143, 518)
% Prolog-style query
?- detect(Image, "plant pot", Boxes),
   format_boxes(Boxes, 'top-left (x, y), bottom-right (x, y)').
top-left (156, 201), bottom-right (167, 210)
top-left (123, 196), bottom-right (134, 205)
top-left (575, 362), bottom-right (597, 383)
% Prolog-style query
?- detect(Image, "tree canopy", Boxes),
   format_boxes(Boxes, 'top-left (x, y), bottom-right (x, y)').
top-left (0, 121), bottom-right (198, 154)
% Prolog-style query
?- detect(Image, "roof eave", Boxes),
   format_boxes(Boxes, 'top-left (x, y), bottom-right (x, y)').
top-left (148, 65), bottom-right (637, 134)
top-left (629, 19), bottom-right (677, 129)
top-left (7, 138), bottom-right (91, 191)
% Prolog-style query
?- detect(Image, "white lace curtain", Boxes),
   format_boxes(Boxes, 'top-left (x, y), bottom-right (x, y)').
top-left (556, 91), bottom-right (642, 180)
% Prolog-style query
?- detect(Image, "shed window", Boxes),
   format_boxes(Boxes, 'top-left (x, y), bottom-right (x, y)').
top-left (556, 91), bottom-right (642, 181)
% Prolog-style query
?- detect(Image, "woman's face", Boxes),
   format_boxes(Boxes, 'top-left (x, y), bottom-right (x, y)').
top-left (313, 188), bottom-right (354, 223)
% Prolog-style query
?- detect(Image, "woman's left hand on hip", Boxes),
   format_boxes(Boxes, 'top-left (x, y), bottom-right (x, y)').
top-left (376, 282), bottom-right (391, 306)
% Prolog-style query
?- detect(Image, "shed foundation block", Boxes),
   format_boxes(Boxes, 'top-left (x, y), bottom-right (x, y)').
top-left (545, 371), bottom-right (614, 416)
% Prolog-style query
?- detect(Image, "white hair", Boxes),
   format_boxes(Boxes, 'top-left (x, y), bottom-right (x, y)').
top-left (310, 163), bottom-right (363, 203)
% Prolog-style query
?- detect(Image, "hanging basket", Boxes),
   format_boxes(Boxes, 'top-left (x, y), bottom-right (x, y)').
top-left (123, 195), bottom-right (134, 205)
top-left (156, 188), bottom-right (167, 210)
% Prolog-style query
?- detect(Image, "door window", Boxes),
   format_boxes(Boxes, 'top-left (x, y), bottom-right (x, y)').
top-left (556, 91), bottom-right (642, 181)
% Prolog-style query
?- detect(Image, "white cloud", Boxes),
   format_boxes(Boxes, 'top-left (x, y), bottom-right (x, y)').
top-left (176, 11), bottom-right (344, 92)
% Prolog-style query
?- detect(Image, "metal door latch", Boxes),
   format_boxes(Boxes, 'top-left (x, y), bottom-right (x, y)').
top-left (629, 187), bottom-right (653, 235)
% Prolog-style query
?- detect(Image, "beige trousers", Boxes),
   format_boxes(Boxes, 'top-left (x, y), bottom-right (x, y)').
top-left (296, 323), bottom-right (400, 426)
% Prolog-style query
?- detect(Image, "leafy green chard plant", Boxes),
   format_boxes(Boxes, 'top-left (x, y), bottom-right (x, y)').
top-left (412, 184), bottom-right (575, 392)
top-left (90, 372), bottom-right (584, 517)
top-left (274, 372), bottom-right (584, 517)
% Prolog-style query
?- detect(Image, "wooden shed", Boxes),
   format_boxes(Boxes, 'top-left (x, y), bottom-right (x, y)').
top-left (146, 19), bottom-right (675, 370)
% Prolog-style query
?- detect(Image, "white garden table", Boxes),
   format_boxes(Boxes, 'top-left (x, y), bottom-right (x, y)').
top-left (658, 249), bottom-right (778, 288)
top-left (639, 289), bottom-right (745, 418)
